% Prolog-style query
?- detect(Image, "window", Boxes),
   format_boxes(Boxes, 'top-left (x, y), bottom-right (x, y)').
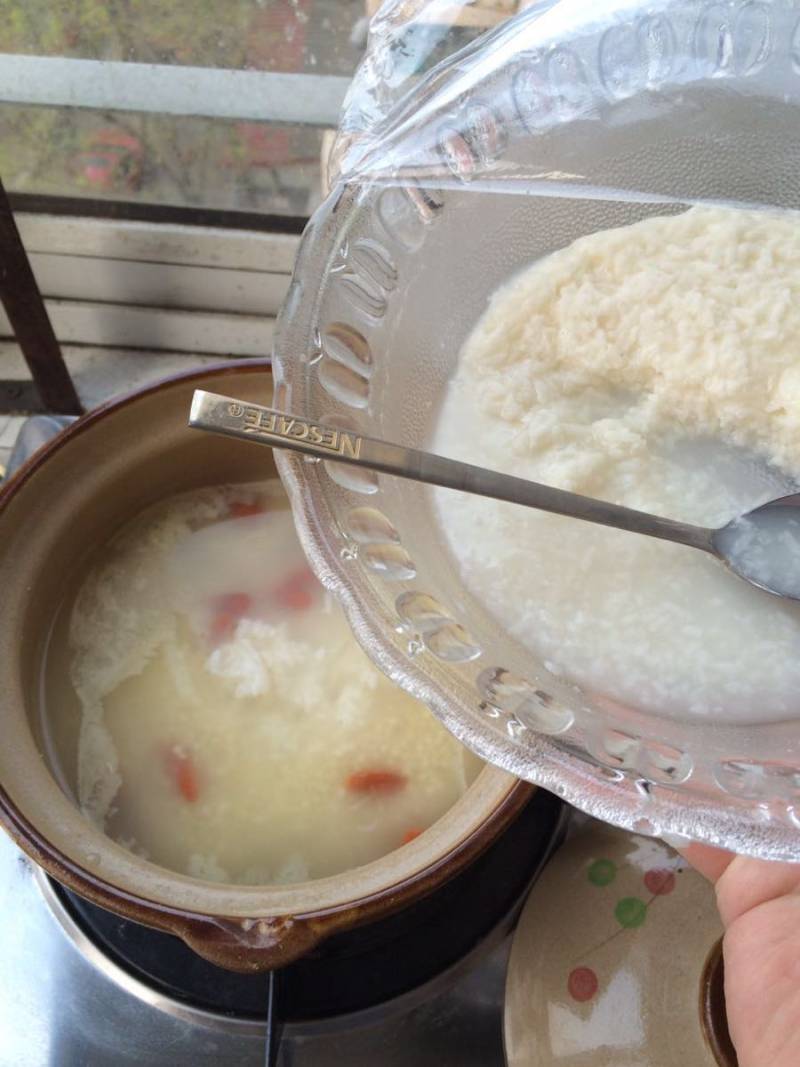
top-left (0, 0), bottom-right (517, 413)
top-left (0, 0), bottom-right (364, 217)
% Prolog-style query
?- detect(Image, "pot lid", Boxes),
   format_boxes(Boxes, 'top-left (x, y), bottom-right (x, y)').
top-left (504, 823), bottom-right (736, 1067)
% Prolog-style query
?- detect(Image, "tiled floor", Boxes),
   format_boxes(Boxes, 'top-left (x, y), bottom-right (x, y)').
top-left (0, 346), bottom-right (227, 473)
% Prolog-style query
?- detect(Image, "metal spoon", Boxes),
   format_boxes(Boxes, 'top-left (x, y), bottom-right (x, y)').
top-left (189, 389), bottom-right (800, 602)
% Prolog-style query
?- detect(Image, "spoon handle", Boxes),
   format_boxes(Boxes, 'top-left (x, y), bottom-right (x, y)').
top-left (189, 390), bottom-right (715, 554)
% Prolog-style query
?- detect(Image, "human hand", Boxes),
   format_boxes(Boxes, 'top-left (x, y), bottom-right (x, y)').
top-left (684, 843), bottom-right (800, 1067)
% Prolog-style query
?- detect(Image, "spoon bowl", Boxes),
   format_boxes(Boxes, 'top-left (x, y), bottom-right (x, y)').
top-left (713, 494), bottom-right (800, 601)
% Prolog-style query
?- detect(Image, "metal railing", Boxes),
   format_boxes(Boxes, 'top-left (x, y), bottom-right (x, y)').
top-left (0, 49), bottom-right (352, 414)
top-left (0, 177), bottom-right (81, 415)
top-left (0, 54), bottom-right (349, 128)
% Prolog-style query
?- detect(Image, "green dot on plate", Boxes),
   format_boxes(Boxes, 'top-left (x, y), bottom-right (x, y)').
top-left (588, 858), bottom-right (617, 887)
top-left (615, 896), bottom-right (648, 928)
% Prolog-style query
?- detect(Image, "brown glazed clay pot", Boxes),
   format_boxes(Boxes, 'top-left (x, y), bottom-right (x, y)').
top-left (0, 361), bottom-right (534, 973)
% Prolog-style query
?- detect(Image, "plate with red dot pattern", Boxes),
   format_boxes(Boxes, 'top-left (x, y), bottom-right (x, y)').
top-left (504, 824), bottom-right (731, 1066)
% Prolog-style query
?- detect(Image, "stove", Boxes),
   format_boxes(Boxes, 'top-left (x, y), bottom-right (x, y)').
top-left (0, 797), bottom-right (567, 1066)
top-left (0, 416), bottom-right (567, 1066)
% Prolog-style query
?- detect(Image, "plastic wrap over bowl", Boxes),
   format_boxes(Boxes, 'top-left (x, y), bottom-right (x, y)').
top-left (273, 0), bottom-right (800, 859)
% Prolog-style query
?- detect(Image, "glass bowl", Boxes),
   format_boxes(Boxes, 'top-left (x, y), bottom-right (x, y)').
top-left (273, 0), bottom-right (800, 859)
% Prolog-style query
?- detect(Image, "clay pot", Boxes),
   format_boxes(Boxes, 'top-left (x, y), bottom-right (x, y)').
top-left (0, 361), bottom-right (539, 972)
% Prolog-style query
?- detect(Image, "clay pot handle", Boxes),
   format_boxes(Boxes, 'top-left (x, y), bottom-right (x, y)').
top-left (162, 912), bottom-right (324, 974)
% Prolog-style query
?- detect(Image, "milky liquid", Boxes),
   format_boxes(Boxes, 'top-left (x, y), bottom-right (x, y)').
top-left (717, 506), bottom-right (800, 600)
top-left (44, 483), bottom-right (481, 885)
